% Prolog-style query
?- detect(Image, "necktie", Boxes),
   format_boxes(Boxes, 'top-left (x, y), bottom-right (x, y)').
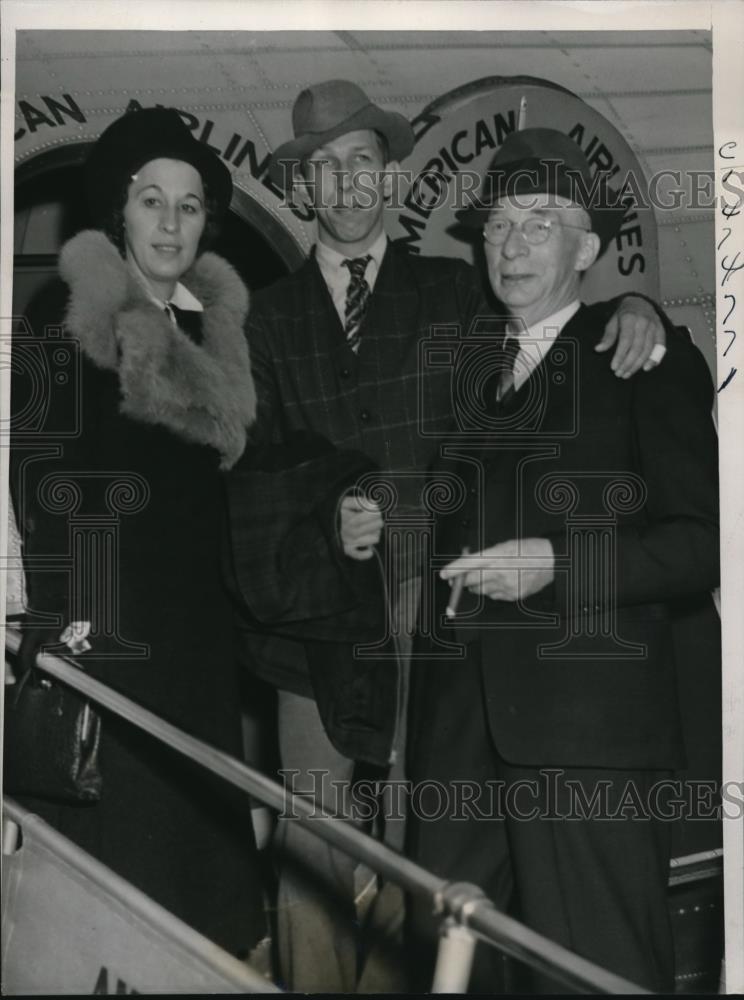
top-left (165, 302), bottom-right (203, 345)
top-left (496, 335), bottom-right (521, 404)
top-left (342, 255), bottom-right (372, 352)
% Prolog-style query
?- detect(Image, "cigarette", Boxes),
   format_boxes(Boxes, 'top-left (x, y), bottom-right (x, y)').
top-left (445, 546), bottom-right (470, 618)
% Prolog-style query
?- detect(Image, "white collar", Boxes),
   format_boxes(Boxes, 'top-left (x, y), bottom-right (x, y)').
top-left (137, 276), bottom-right (204, 314)
top-left (315, 230), bottom-right (388, 275)
top-left (168, 282), bottom-right (204, 313)
top-left (314, 232), bottom-right (388, 326)
top-left (509, 300), bottom-right (581, 342)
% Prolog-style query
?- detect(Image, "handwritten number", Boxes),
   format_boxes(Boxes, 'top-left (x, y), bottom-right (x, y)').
top-left (721, 253), bottom-right (744, 287)
top-left (718, 143), bottom-right (739, 393)
top-left (723, 200), bottom-right (741, 220)
top-left (723, 294), bottom-right (736, 325)
top-left (717, 367), bottom-right (737, 393)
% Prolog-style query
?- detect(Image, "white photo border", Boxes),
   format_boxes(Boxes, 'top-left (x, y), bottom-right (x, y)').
top-left (1, 0), bottom-right (741, 991)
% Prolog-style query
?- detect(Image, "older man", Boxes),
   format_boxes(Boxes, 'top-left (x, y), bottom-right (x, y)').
top-left (226, 84), bottom-right (671, 992)
top-left (406, 129), bottom-right (720, 991)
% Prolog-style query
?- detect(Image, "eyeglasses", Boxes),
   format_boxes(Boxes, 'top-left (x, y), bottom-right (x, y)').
top-left (483, 218), bottom-right (589, 246)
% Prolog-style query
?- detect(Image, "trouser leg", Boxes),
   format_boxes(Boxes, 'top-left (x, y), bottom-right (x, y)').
top-left (405, 649), bottom-right (513, 992)
top-left (502, 763), bottom-right (675, 993)
top-left (275, 581), bottom-right (422, 993)
top-left (275, 690), bottom-right (357, 993)
top-left (405, 644), bottom-right (675, 994)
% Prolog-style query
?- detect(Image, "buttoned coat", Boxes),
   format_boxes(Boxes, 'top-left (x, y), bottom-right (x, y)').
top-left (411, 302), bottom-right (720, 771)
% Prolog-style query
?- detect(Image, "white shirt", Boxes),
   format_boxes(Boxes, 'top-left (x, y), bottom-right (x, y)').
top-left (508, 300), bottom-right (581, 391)
top-left (315, 232), bottom-right (388, 326)
top-left (136, 277), bottom-right (204, 325)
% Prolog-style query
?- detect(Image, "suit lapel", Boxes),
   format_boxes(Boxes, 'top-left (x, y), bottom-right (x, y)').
top-left (296, 253), bottom-right (353, 364)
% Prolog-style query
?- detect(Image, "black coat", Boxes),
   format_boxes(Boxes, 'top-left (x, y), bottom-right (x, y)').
top-left (412, 302), bottom-right (720, 771)
top-left (9, 230), bottom-right (264, 951)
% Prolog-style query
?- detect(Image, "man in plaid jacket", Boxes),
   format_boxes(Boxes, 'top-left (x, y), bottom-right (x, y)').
top-left (225, 79), bottom-right (669, 992)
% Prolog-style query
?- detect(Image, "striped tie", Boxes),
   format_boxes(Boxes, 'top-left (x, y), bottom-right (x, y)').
top-left (342, 255), bottom-right (372, 352)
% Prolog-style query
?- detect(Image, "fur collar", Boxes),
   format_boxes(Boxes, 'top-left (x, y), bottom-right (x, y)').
top-left (59, 230), bottom-right (256, 469)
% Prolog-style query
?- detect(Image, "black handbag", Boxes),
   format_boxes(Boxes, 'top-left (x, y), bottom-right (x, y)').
top-left (3, 669), bottom-right (103, 803)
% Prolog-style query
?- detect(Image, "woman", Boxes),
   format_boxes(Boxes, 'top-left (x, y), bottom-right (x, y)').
top-left (10, 107), bottom-right (265, 955)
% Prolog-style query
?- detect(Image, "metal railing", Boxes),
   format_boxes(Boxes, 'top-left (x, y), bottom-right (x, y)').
top-left (2, 628), bottom-right (648, 994)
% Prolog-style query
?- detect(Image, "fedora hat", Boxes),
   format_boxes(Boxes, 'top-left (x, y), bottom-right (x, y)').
top-left (455, 127), bottom-right (627, 252)
top-left (268, 79), bottom-right (414, 190)
top-left (85, 107), bottom-right (233, 226)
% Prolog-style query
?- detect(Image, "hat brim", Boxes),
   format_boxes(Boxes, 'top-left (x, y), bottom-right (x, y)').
top-left (268, 105), bottom-right (414, 190)
top-left (453, 182), bottom-right (628, 254)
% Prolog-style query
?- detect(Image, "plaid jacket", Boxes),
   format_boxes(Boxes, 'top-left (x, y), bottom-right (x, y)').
top-left (246, 241), bottom-right (488, 497)
top-left (226, 251), bottom-right (672, 761)
top-left (225, 242), bottom-right (489, 754)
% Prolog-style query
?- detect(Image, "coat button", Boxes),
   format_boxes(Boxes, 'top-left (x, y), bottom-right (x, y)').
top-left (340, 367), bottom-right (351, 379)
top-left (360, 409), bottom-right (371, 422)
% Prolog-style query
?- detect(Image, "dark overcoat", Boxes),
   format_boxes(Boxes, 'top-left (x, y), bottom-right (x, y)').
top-left (10, 230), bottom-right (265, 952)
top-left (411, 301), bottom-right (721, 771)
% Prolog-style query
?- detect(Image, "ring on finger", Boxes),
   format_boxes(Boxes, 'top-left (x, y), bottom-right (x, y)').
top-left (648, 343), bottom-right (667, 366)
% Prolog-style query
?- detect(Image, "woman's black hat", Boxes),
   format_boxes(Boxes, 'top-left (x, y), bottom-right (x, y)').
top-left (85, 107), bottom-right (232, 224)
